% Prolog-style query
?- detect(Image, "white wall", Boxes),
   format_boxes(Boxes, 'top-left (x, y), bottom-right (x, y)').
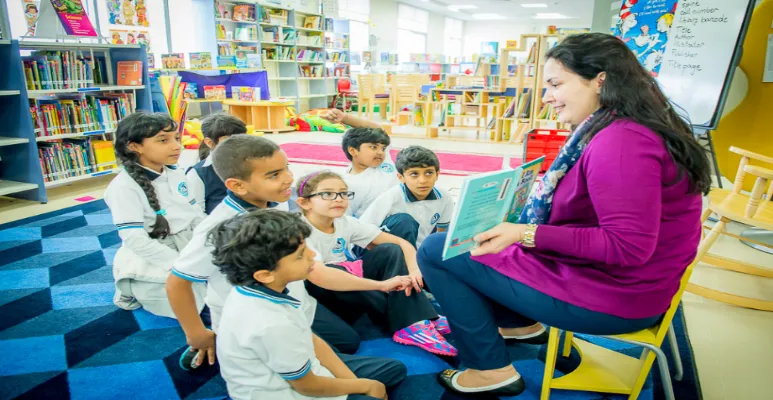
top-left (463, 22), bottom-right (541, 56)
top-left (427, 12), bottom-right (444, 55)
top-left (369, 0), bottom-right (398, 54)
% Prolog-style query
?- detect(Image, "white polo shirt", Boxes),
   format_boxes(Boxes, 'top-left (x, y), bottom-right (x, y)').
top-left (303, 215), bottom-right (381, 264)
top-left (359, 184), bottom-right (454, 249)
top-left (185, 155), bottom-right (211, 214)
top-left (171, 191), bottom-right (293, 331)
top-left (343, 156), bottom-right (400, 218)
top-left (217, 283), bottom-right (344, 400)
top-left (105, 165), bottom-right (204, 267)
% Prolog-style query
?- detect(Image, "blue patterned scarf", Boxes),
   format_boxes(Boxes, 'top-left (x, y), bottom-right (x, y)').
top-left (518, 111), bottom-right (602, 225)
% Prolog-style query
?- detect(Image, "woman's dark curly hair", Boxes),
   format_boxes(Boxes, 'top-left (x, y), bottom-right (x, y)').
top-left (546, 33), bottom-right (712, 195)
top-left (114, 112), bottom-right (179, 238)
top-left (208, 209), bottom-right (312, 286)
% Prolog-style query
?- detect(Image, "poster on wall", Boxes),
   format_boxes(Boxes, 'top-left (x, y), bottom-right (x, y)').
top-left (107, 0), bottom-right (149, 27)
top-left (110, 29), bottom-right (151, 51)
top-left (613, 0), bottom-right (678, 76)
top-left (49, 0), bottom-right (97, 36)
top-left (22, 0), bottom-right (40, 36)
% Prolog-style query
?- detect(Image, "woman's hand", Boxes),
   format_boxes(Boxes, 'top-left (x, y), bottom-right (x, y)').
top-left (470, 223), bottom-right (527, 256)
top-left (379, 276), bottom-right (412, 293)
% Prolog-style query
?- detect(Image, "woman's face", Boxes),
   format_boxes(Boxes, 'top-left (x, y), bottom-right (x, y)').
top-left (542, 58), bottom-right (603, 125)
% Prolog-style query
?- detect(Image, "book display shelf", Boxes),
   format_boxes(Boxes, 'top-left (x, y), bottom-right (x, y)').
top-left (0, 40), bottom-right (151, 203)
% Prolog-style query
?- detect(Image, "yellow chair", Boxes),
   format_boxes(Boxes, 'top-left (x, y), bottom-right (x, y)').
top-left (687, 146), bottom-right (773, 311)
top-left (540, 234), bottom-right (712, 400)
top-left (356, 74), bottom-right (390, 121)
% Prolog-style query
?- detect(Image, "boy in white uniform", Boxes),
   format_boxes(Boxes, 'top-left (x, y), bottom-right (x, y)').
top-left (213, 210), bottom-right (407, 400)
top-left (167, 135), bottom-right (410, 370)
top-left (319, 109), bottom-right (399, 218)
top-left (360, 146), bottom-right (454, 249)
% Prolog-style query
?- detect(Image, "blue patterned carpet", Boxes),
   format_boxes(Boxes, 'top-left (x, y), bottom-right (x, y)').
top-left (0, 200), bottom-right (702, 400)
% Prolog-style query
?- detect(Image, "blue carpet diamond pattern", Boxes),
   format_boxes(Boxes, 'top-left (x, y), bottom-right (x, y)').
top-left (0, 201), bottom-right (702, 400)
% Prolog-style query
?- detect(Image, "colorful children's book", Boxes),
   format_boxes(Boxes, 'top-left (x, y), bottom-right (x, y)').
top-left (184, 83), bottom-right (198, 99)
top-left (235, 50), bottom-right (248, 68)
top-left (190, 52), bottom-right (213, 69)
top-left (204, 85), bottom-right (227, 100)
top-left (442, 157), bottom-right (545, 260)
top-left (161, 53), bottom-right (185, 69)
top-left (231, 86), bottom-right (260, 101)
top-left (217, 55), bottom-right (236, 68)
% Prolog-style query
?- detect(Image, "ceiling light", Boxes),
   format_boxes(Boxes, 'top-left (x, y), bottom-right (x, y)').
top-left (521, 3), bottom-right (548, 7)
top-left (449, 5), bottom-right (478, 11)
top-left (533, 13), bottom-right (572, 19)
top-left (472, 13), bottom-right (507, 20)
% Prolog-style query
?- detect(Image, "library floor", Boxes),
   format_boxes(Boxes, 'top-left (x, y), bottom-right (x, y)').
top-left (1, 128), bottom-right (771, 400)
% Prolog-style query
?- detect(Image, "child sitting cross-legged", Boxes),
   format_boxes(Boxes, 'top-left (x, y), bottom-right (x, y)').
top-left (212, 209), bottom-right (407, 400)
top-left (359, 146), bottom-right (454, 249)
top-left (186, 112), bottom-right (247, 215)
top-left (297, 170), bottom-right (457, 356)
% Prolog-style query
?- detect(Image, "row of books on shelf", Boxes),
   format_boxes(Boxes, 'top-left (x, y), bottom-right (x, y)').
top-left (296, 49), bottom-right (324, 62)
top-left (217, 25), bottom-right (259, 42)
top-left (261, 8), bottom-right (289, 26)
top-left (298, 65), bottom-right (323, 77)
top-left (297, 34), bottom-right (323, 47)
top-left (39, 139), bottom-right (115, 183)
top-left (325, 36), bottom-right (349, 49)
top-left (262, 27), bottom-right (296, 43)
top-left (408, 54), bottom-right (460, 64)
top-left (302, 16), bottom-right (322, 30)
top-left (328, 65), bottom-right (349, 77)
top-left (23, 51), bottom-right (109, 91)
top-left (217, 53), bottom-right (261, 69)
top-left (219, 43), bottom-right (258, 56)
top-left (183, 83), bottom-right (261, 101)
top-left (327, 52), bottom-right (348, 63)
top-left (262, 47), bottom-right (294, 61)
top-left (30, 93), bottom-right (135, 138)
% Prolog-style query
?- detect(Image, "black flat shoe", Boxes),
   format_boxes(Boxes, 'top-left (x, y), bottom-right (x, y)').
top-left (179, 346), bottom-right (200, 371)
top-left (437, 369), bottom-right (526, 397)
top-left (502, 327), bottom-right (549, 345)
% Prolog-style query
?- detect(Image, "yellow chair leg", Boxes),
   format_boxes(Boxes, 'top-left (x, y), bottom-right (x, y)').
top-left (699, 208), bottom-right (711, 240)
top-left (628, 350), bottom-right (657, 399)
top-left (562, 331), bottom-right (574, 357)
top-left (541, 328), bottom-right (561, 400)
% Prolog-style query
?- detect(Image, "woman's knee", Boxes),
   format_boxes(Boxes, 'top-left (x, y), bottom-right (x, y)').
top-left (417, 232), bottom-right (447, 272)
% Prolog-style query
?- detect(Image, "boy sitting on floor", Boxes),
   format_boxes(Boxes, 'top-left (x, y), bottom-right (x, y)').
top-left (360, 146), bottom-right (454, 249)
top-left (319, 109), bottom-right (400, 218)
top-left (212, 209), bottom-right (407, 400)
top-left (186, 112), bottom-right (247, 214)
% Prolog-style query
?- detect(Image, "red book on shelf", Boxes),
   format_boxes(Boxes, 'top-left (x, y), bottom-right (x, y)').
top-left (117, 61), bottom-right (143, 86)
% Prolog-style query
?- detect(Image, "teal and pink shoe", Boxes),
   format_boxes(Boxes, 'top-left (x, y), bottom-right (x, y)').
top-left (393, 320), bottom-right (458, 356)
top-left (431, 316), bottom-right (451, 335)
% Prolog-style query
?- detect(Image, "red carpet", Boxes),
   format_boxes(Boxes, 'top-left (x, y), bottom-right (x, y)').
top-left (280, 142), bottom-right (521, 176)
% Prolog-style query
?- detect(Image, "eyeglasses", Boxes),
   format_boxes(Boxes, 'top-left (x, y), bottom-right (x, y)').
top-left (306, 191), bottom-right (355, 200)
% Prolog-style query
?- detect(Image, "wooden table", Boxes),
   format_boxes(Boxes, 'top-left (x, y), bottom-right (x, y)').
top-left (223, 100), bottom-right (295, 134)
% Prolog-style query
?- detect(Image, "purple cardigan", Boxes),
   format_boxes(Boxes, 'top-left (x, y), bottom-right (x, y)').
top-left (473, 119), bottom-right (701, 319)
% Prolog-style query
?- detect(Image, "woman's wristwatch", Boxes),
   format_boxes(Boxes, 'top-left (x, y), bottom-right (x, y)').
top-left (520, 224), bottom-right (538, 248)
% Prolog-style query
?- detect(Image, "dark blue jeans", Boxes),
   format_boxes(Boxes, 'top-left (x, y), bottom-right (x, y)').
top-left (417, 233), bottom-right (662, 370)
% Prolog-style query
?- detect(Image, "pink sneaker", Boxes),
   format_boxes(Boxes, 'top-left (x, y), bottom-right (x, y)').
top-left (393, 320), bottom-right (458, 356)
top-left (431, 316), bottom-right (451, 335)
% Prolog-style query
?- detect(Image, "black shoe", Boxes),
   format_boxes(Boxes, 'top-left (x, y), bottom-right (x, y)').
top-left (502, 328), bottom-right (549, 345)
top-left (179, 346), bottom-right (200, 371)
top-left (437, 369), bottom-right (526, 397)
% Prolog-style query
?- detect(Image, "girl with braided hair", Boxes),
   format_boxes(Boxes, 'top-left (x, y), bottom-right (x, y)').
top-left (105, 112), bottom-right (207, 317)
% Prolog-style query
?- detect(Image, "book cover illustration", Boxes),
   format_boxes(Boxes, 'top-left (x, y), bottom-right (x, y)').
top-left (161, 53), bottom-right (185, 69)
top-left (613, 0), bottom-right (678, 76)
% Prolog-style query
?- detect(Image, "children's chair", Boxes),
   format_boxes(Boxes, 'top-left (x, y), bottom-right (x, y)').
top-left (540, 232), bottom-right (712, 400)
top-left (357, 74), bottom-right (390, 121)
top-left (389, 74), bottom-right (423, 119)
top-left (332, 78), bottom-right (357, 112)
top-left (686, 146), bottom-right (773, 310)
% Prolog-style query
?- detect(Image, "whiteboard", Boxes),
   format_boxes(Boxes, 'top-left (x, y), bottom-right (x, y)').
top-left (615, 0), bottom-right (755, 129)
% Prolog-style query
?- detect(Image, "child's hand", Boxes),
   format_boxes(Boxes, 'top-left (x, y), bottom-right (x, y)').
top-left (187, 328), bottom-right (217, 366)
top-left (359, 378), bottom-right (387, 399)
top-left (322, 108), bottom-right (346, 124)
top-left (379, 276), bottom-right (412, 293)
top-left (405, 268), bottom-right (424, 296)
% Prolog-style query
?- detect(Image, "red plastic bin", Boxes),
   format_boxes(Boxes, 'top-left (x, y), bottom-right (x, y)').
top-left (523, 128), bottom-right (570, 172)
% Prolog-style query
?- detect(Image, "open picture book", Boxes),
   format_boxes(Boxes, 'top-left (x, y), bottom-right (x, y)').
top-left (442, 157), bottom-right (544, 260)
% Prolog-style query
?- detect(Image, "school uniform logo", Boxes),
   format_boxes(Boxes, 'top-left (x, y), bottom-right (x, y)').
top-left (178, 182), bottom-right (189, 197)
top-left (430, 213), bottom-right (440, 225)
top-left (380, 163), bottom-right (395, 173)
top-left (333, 238), bottom-right (347, 254)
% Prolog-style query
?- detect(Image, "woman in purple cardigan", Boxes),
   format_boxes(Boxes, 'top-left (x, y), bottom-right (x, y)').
top-left (416, 33), bottom-right (712, 396)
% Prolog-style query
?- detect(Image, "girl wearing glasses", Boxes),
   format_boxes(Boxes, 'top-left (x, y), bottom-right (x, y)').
top-left (296, 171), bottom-right (457, 357)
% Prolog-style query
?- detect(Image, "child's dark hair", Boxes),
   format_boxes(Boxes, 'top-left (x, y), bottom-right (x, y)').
top-left (341, 127), bottom-right (390, 161)
top-left (114, 112), bottom-right (179, 239)
top-left (199, 112), bottom-right (247, 160)
top-left (395, 146), bottom-right (440, 175)
top-left (208, 209), bottom-right (311, 286)
top-left (296, 170), bottom-right (346, 198)
top-left (211, 134), bottom-right (280, 181)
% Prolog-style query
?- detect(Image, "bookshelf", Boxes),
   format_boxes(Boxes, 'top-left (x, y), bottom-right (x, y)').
top-left (530, 34), bottom-right (570, 131)
top-left (497, 34), bottom-right (540, 143)
top-left (0, 40), bottom-right (151, 203)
